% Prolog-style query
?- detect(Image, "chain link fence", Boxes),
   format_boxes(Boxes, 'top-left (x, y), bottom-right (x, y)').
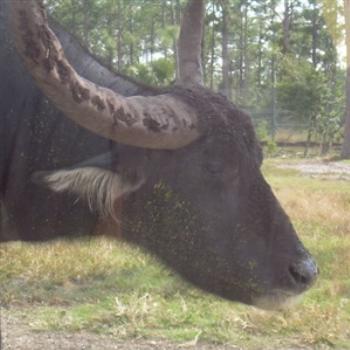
top-left (240, 107), bottom-right (343, 157)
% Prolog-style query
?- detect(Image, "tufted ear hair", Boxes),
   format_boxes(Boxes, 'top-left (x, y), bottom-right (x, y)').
top-left (32, 152), bottom-right (144, 219)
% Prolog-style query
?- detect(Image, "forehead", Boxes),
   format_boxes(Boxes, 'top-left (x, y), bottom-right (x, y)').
top-left (202, 132), bottom-right (238, 157)
top-left (205, 110), bottom-right (259, 149)
top-left (200, 115), bottom-right (263, 168)
top-left (168, 86), bottom-right (262, 164)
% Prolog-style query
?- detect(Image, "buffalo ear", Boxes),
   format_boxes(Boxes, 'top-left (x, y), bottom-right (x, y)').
top-left (32, 167), bottom-right (143, 219)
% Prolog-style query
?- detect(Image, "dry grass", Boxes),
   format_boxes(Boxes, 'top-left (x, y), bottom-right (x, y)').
top-left (276, 186), bottom-right (350, 236)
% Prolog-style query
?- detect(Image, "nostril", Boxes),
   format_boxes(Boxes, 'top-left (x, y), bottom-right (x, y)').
top-left (288, 258), bottom-right (318, 287)
top-left (289, 265), bottom-right (309, 284)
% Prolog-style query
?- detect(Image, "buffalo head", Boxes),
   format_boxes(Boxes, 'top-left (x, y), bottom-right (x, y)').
top-left (10, 0), bottom-right (318, 309)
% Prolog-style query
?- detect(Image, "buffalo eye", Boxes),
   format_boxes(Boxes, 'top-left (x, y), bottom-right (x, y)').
top-left (203, 161), bottom-right (225, 175)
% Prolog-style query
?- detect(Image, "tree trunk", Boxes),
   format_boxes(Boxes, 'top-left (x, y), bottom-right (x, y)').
top-left (282, 0), bottom-right (291, 54)
top-left (150, 19), bottom-right (155, 64)
top-left (161, 0), bottom-right (168, 58)
top-left (239, 2), bottom-right (244, 94)
top-left (177, 0), bottom-right (205, 86)
top-left (304, 117), bottom-right (314, 157)
top-left (116, 0), bottom-right (124, 71)
top-left (106, 2), bottom-right (115, 69)
top-left (69, 0), bottom-right (78, 34)
top-left (82, 0), bottom-right (90, 47)
top-left (220, 0), bottom-right (230, 98)
top-left (128, 5), bottom-right (135, 65)
top-left (306, 0), bottom-right (317, 157)
top-left (170, 0), bottom-right (180, 80)
top-left (201, 22), bottom-right (206, 83)
top-left (342, 0), bottom-right (350, 158)
top-left (270, 1), bottom-right (278, 140)
top-left (311, 0), bottom-right (318, 67)
top-left (271, 68), bottom-right (277, 140)
top-left (243, 2), bottom-right (249, 100)
top-left (209, 2), bottom-right (216, 89)
top-left (257, 20), bottom-right (263, 87)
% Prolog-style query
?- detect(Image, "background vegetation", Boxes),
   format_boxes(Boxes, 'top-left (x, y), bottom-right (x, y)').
top-left (46, 0), bottom-right (346, 155)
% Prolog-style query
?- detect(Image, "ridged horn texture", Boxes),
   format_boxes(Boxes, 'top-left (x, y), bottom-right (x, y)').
top-left (10, 0), bottom-right (200, 149)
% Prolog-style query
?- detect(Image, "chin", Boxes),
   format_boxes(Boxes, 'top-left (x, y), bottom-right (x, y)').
top-left (252, 290), bottom-right (302, 310)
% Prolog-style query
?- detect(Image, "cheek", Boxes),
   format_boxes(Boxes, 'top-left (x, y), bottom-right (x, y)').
top-left (190, 180), bottom-right (241, 232)
top-left (161, 156), bottom-right (241, 215)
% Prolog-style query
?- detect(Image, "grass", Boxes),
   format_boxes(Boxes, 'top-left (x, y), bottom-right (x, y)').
top-left (1, 158), bottom-right (350, 348)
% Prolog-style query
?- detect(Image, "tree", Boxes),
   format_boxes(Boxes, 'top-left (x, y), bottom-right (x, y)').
top-left (342, 0), bottom-right (350, 158)
top-left (219, 0), bottom-right (231, 98)
top-left (282, 0), bottom-right (292, 54)
top-left (177, 0), bottom-right (205, 85)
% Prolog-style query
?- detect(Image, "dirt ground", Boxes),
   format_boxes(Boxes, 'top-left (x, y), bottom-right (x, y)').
top-left (0, 309), bottom-right (314, 350)
top-left (1, 309), bottom-right (242, 350)
top-left (278, 160), bottom-right (350, 180)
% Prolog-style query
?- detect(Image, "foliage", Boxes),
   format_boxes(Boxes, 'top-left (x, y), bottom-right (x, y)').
top-left (314, 81), bottom-right (344, 150)
top-left (125, 58), bottom-right (175, 85)
top-left (255, 120), bottom-right (279, 156)
top-left (277, 55), bottom-right (345, 152)
top-left (255, 120), bottom-right (270, 142)
top-left (277, 56), bottom-right (324, 123)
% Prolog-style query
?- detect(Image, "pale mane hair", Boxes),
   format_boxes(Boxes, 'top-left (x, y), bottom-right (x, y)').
top-left (38, 167), bottom-right (144, 219)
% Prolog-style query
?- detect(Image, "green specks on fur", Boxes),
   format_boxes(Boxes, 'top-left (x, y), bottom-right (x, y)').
top-left (248, 260), bottom-right (257, 270)
top-left (128, 180), bottom-right (199, 245)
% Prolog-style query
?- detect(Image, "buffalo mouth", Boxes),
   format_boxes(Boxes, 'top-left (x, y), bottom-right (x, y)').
top-left (252, 289), bottom-right (303, 310)
top-left (199, 252), bottom-right (319, 310)
top-left (211, 282), bottom-right (311, 311)
top-left (251, 255), bottom-right (318, 310)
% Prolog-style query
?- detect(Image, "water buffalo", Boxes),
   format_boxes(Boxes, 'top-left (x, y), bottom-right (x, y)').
top-left (0, 0), bottom-right (318, 309)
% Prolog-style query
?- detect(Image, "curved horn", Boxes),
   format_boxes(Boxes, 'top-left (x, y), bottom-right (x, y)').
top-left (10, 0), bottom-right (200, 149)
